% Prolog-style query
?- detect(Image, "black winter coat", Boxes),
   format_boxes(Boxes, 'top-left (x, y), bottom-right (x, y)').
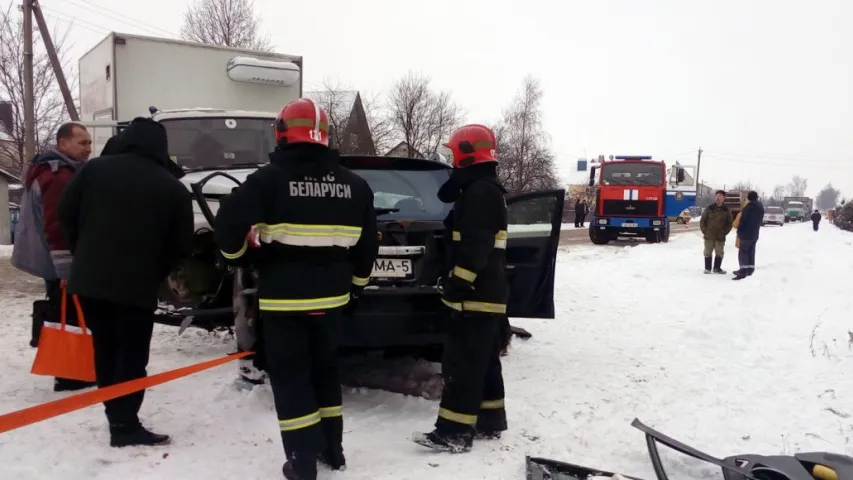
top-left (811, 212), bottom-right (822, 223)
top-left (58, 118), bottom-right (194, 309)
top-left (214, 143), bottom-right (378, 314)
top-left (441, 163), bottom-right (509, 315)
top-left (737, 200), bottom-right (764, 241)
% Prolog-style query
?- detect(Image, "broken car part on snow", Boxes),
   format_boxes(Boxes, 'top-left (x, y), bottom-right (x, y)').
top-left (525, 418), bottom-right (851, 480)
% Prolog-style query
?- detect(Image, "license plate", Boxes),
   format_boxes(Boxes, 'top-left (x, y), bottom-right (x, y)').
top-left (371, 258), bottom-right (412, 278)
top-left (622, 222), bottom-right (638, 228)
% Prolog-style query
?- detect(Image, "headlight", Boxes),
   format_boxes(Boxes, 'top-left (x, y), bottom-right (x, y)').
top-left (652, 220), bottom-right (662, 226)
top-left (598, 219), bottom-right (608, 225)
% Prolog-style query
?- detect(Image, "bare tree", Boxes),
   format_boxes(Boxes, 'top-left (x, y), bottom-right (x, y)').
top-left (181, 0), bottom-right (273, 52)
top-left (787, 175), bottom-right (808, 197)
top-left (360, 91), bottom-right (395, 155)
top-left (493, 76), bottom-right (560, 194)
top-left (310, 79), bottom-right (359, 154)
top-left (309, 79), bottom-right (395, 155)
top-left (772, 184), bottom-right (786, 201)
top-left (386, 72), bottom-right (464, 158)
top-left (816, 183), bottom-right (841, 210)
top-left (0, 5), bottom-right (73, 175)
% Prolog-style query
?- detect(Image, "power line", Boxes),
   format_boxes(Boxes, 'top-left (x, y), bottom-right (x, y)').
top-left (43, 0), bottom-right (178, 38)
top-left (40, 8), bottom-right (111, 34)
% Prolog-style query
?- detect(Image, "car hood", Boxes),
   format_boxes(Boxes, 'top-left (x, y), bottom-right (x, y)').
top-left (179, 168), bottom-right (258, 195)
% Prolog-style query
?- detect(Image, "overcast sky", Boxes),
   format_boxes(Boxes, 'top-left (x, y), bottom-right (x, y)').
top-left (27, 0), bottom-right (853, 198)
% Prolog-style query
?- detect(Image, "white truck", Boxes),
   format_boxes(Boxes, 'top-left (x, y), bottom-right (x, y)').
top-left (79, 32), bottom-right (303, 335)
top-left (79, 32), bottom-right (302, 210)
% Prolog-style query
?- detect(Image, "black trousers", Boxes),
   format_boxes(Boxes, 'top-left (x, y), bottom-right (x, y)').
top-left (738, 239), bottom-right (757, 274)
top-left (813, 222), bottom-right (820, 231)
top-left (263, 310), bottom-right (343, 455)
top-left (79, 296), bottom-right (155, 427)
top-left (574, 214), bottom-right (585, 227)
top-left (436, 311), bottom-right (507, 434)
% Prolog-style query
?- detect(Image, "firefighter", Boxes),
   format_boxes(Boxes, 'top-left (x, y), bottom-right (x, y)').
top-left (413, 124), bottom-right (509, 453)
top-left (214, 98), bottom-right (378, 480)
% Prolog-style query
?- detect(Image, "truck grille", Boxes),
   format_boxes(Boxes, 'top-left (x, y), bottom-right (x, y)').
top-left (602, 200), bottom-right (658, 217)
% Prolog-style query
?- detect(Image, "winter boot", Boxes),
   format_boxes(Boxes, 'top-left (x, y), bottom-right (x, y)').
top-left (317, 449), bottom-right (346, 471)
top-left (704, 257), bottom-right (712, 274)
top-left (54, 378), bottom-right (97, 392)
top-left (412, 429), bottom-right (474, 453)
top-left (475, 429), bottom-right (502, 440)
top-left (732, 270), bottom-right (748, 281)
top-left (712, 256), bottom-right (726, 274)
top-left (110, 423), bottom-right (171, 447)
top-left (282, 450), bottom-right (317, 480)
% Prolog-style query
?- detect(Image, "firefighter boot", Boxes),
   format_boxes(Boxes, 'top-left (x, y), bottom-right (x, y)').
top-left (282, 450), bottom-right (317, 480)
top-left (412, 428), bottom-right (474, 453)
top-left (704, 257), bottom-right (712, 274)
top-left (713, 256), bottom-right (726, 274)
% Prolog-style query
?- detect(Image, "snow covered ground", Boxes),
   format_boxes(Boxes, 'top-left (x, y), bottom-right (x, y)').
top-left (1, 222), bottom-right (852, 479)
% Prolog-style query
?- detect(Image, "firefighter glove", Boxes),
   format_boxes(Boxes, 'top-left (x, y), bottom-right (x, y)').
top-left (441, 273), bottom-right (474, 304)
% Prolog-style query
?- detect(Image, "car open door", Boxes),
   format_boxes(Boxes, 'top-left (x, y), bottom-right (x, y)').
top-left (506, 189), bottom-right (565, 318)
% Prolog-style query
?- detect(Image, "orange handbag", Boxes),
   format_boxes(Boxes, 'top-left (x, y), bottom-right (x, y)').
top-left (30, 282), bottom-right (96, 382)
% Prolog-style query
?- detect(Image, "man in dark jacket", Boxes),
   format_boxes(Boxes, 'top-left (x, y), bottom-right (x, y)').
top-left (12, 121), bottom-right (94, 391)
top-left (811, 210), bottom-right (821, 231)
top-left (58, 118), bottom-right (194, 447)
top-left (215, 99), bottom-right (378, 480)
top-left (574, 199), bottom-right (588, 227)
top-left (413, 124), bottom-right (508, 454)
top-left (699, 190), bottom-right (733, 274)
top-left (733, 191), bottom-right (764, 280)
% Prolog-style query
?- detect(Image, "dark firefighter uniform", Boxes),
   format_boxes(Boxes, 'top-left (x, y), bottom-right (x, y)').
top-left (414, 124), bottom-right (509, 454)
top-left (214, 98), bottom-right (378, 480)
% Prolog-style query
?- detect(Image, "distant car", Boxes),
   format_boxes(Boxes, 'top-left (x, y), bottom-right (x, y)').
top-left (762, 206), bottom-right (785, 226)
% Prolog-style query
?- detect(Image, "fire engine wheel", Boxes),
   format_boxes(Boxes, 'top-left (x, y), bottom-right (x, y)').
top-left (661, 226), bottom-right (671, 243)
top-left (589, 227), bottom-right (611, 245)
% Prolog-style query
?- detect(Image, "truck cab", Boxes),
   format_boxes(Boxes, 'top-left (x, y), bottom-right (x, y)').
top-left (587, 156), bottom-right (695, 244)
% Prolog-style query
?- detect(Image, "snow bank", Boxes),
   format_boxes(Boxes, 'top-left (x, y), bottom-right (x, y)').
top-left (0, 221), bottom-right (851, 479)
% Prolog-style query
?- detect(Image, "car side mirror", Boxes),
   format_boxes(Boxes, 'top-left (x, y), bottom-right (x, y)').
top-left (588, 166), bottom-right (597, 187)
top-left (676, 168), bottom-right (686, 183)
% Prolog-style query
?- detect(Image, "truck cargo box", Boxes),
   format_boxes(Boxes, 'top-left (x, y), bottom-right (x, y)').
top-left (79, 32), bottom-right (303, 154)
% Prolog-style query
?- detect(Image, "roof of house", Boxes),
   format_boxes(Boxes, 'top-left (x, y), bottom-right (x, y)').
top-left (0, 164), bottom-right (20, 183)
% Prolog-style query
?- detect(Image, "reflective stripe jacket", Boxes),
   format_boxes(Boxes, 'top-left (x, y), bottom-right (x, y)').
top-left (214, 144), bottom-right (379, 313)
top-left (442, 164), bottom-right (509, 314)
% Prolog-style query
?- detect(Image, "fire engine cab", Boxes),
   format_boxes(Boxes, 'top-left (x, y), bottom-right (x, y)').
top-left (587, 155), bottom-right (696, 245)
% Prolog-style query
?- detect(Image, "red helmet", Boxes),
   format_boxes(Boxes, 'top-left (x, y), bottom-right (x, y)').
top-left (444, 124), bottom-right (497, 168)
top-left (274, 98), bottom-right (329, 147)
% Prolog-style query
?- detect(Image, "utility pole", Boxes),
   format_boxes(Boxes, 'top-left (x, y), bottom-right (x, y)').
top-left (695, 147), bottom-right (703, 193)
top-left (32, 1), bottom-right (78, 121)
top-left (22, 0), bottom-right (35, 164)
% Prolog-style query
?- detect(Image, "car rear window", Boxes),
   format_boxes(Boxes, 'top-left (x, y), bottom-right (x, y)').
top-left (766, 207), bottom-right (783, 213)
top-left (349, 167), bottom-right (452, 220)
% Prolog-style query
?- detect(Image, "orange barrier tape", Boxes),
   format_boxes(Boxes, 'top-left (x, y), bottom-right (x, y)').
top-left (0, 351), bottom-right (253, 434)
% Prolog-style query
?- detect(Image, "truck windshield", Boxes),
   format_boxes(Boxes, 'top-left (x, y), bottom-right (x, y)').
top-left (349, 168), bottom-right (452, 220)
top-left (601, 163), bottom-right (663, 186)
top-left (160, 117), bottom-right (275, 171)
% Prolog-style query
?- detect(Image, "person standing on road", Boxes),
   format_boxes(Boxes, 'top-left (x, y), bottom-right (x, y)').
top-left (58, 118), bottom-right (194, 447)
top-left (699, 190), bottom-right (733, 274)
top-left (811, 209), bottom-right (821, 231)
top-left (413, 124), bottom-right (509, 454)
top-left (733, 191), bottom-right (764, 280)
top-left (11, 122), bottom-right (94, 392)
top-left (214, 98), bottom-right (378, 480)
top-left (574, 198), bottom-right (588, 228)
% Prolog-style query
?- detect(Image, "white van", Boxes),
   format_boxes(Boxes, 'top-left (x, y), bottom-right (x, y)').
top-left (763, 206), bottom-right (785, 226)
